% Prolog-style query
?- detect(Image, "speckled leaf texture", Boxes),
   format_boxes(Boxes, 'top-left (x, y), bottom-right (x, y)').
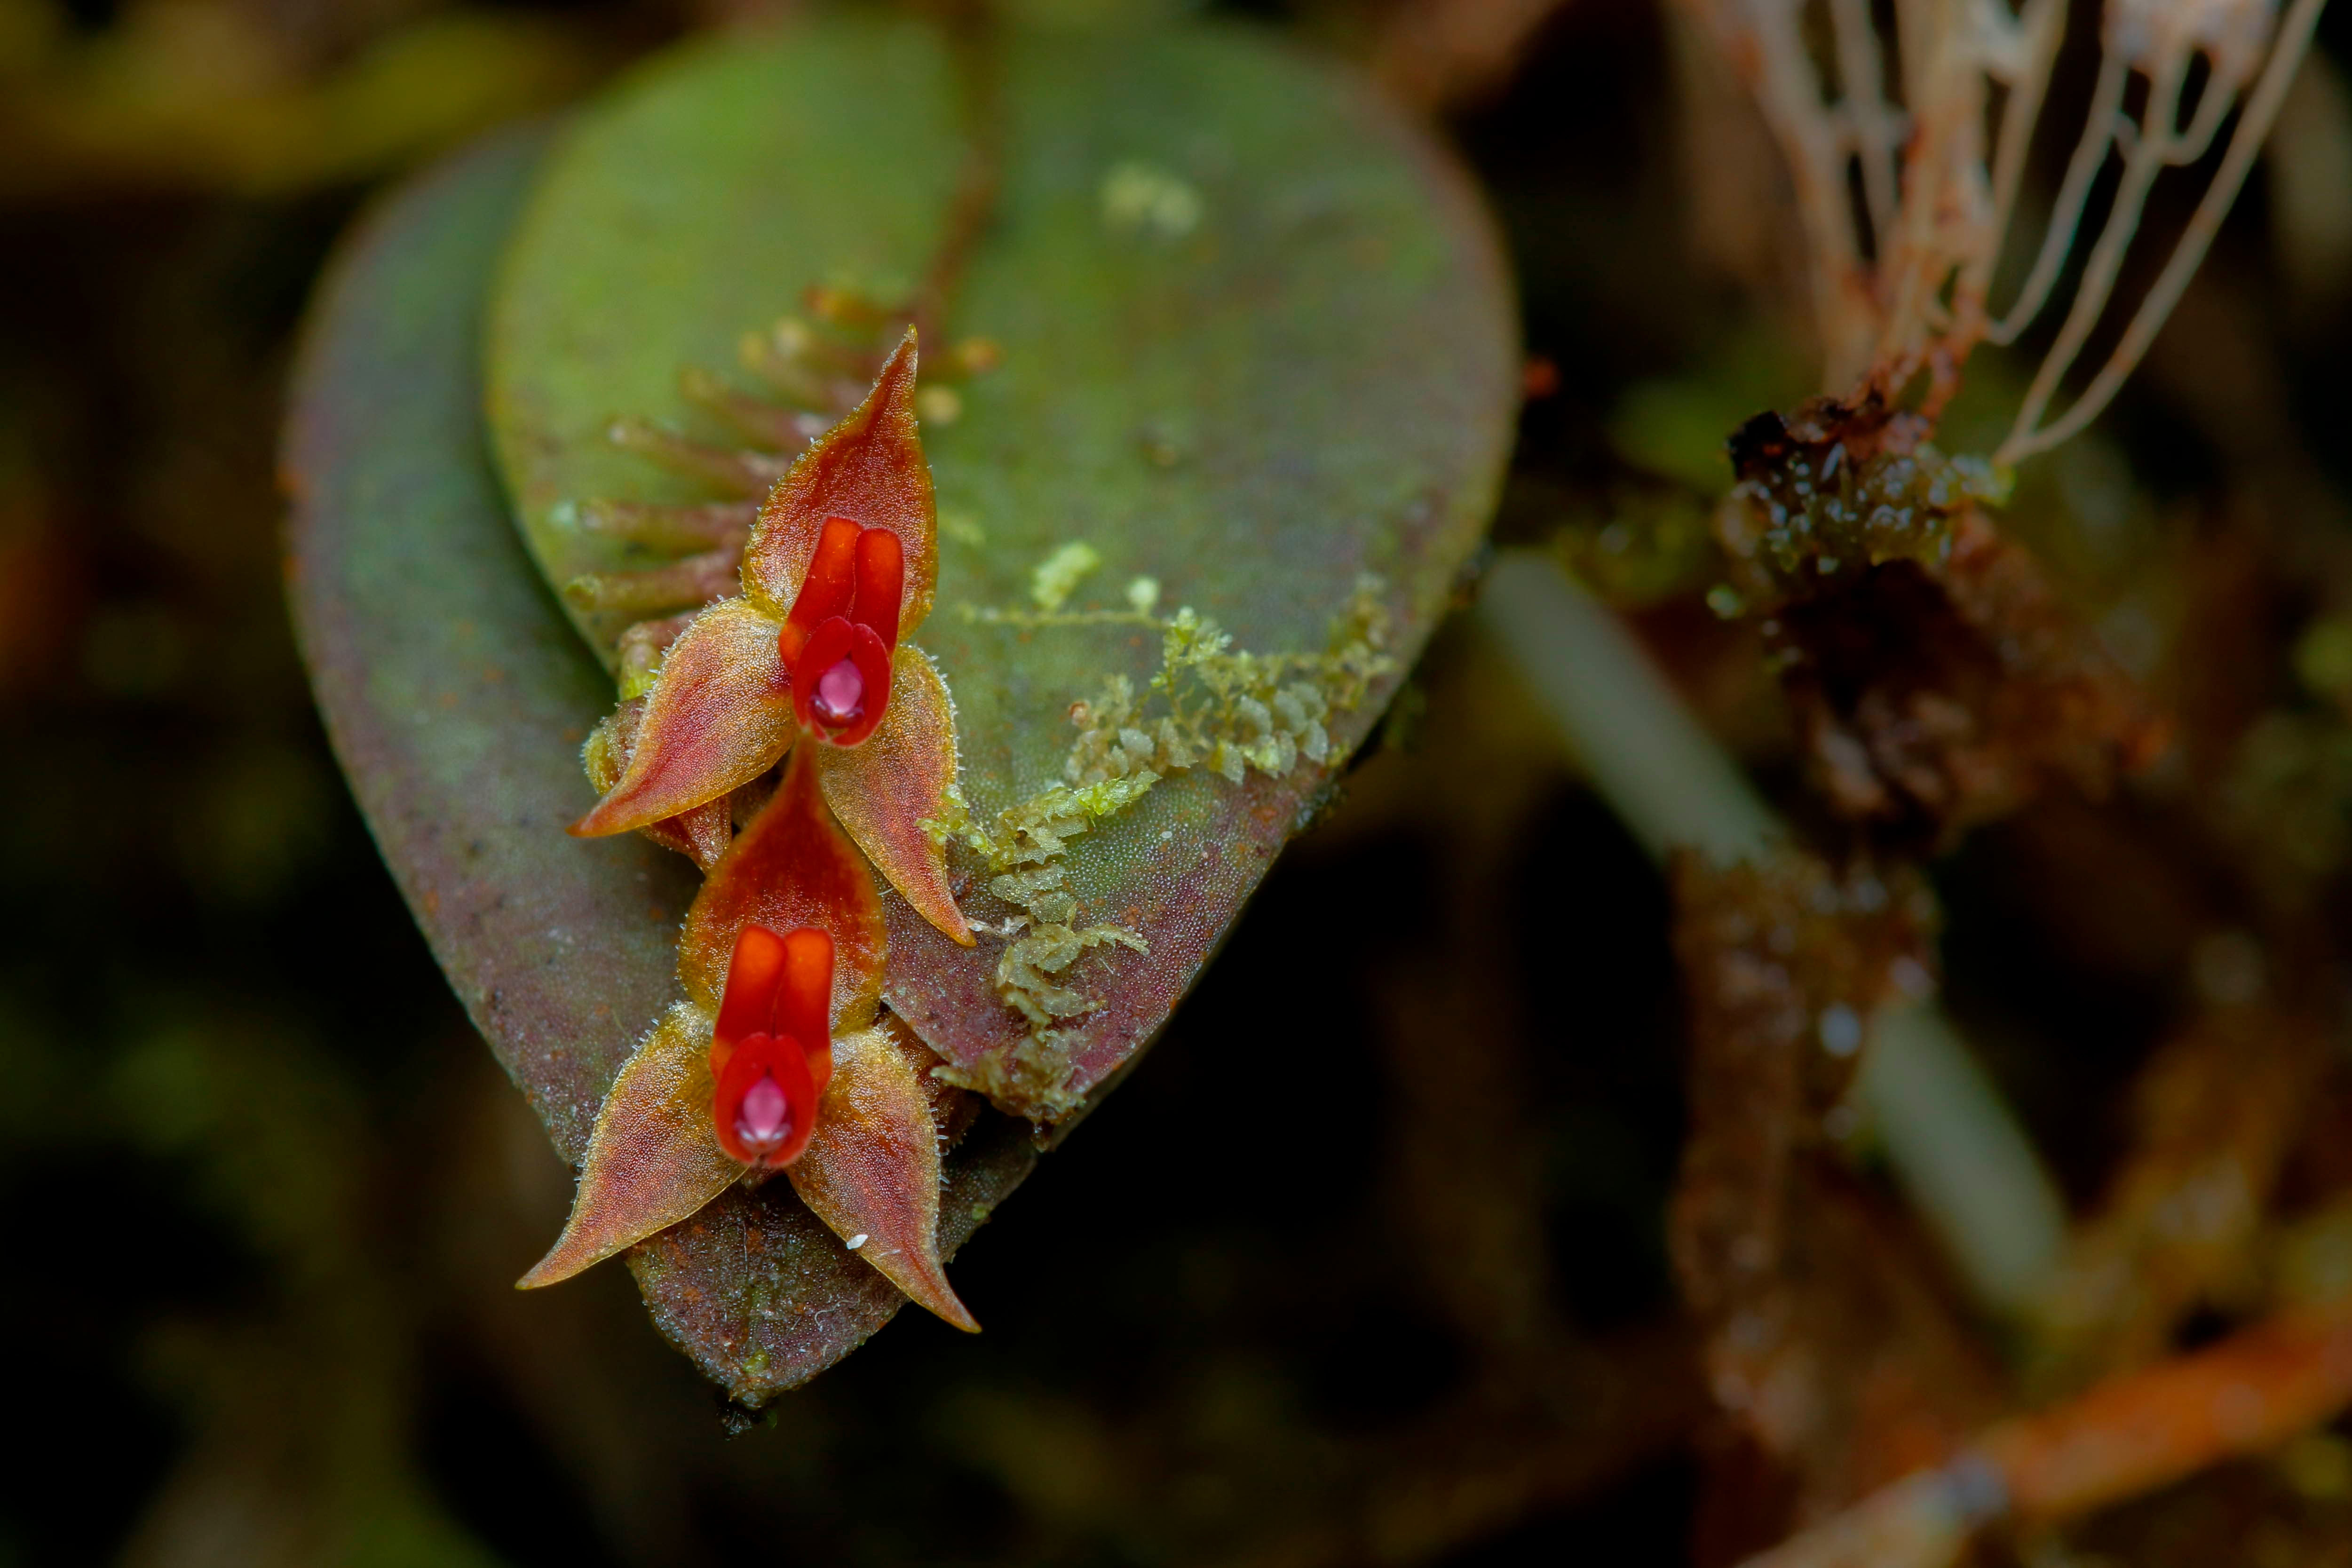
top-left (289, 15), bottom-right (1515, 1403)
top-left (487, 18), bottom-right (1517, 1119)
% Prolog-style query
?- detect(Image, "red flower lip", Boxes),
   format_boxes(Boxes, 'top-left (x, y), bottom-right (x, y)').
top-left (713, 1030), bottom-right (817, 1166)
top-left (710, 923), bottom-right (835, 1168)
top-left (783, 515), bottom-right (904, 746)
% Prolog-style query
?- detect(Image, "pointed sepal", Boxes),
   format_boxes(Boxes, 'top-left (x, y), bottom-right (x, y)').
top-left (741, 329), bottom-right (937, 639)
top-left (788, 1014), bottom-right (980, 1332)
top-left (583, 701), bottom-right (732, 868)
top-left (816, 646), bottom-right (974, 946)
top-left (681, 744), bottom-right (888, 1028)
top-left (517, 1002), bottom-right (737, 1289)
top-left (570, 597), bottom-right (796, 838)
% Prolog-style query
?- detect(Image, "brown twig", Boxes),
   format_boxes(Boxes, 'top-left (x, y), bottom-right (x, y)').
top-left (1740, 1295), bottom-right (2352, 1567)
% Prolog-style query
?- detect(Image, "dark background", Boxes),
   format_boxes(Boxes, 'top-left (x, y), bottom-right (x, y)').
top-left (4, 0), bottom-right (2351, 1562)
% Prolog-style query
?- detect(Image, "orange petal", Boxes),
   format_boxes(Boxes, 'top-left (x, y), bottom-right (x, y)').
top-left (680, 745), bottom-right (887, 1031)
top-left (582, 701), bottom-right (733, 868)
top-left (517, 1003), bottom-right (737, 1289)
top-left (787, 1014), bottom-right (980, 1331)
top-left (741, 329), bottom-right (937, 640)
top-left (570, 597), bottom-right (795, 838)
top-left (816, 646), bottom-right (975, 946)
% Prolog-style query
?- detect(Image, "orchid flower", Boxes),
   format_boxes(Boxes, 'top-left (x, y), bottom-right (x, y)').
top-left (569, 329), bottom-right (973, 947)
top-left (708, 922), bottom-right (833, 1168)
top-left (521, 746), bottom-right (977, 1330)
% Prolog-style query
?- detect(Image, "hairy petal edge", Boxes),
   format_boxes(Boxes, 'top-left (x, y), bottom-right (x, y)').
top-left (816, 646), bottom-right (974, 946)
top-left (789, 1015), bottom-right (980, 1331)
top-left (518, 1003), bottom-right (737, 1289)
top-left (570, 597), bottom-right (796, 838)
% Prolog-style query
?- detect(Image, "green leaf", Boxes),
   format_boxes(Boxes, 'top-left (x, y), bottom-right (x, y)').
top-left (486, 18), bottom-right (1519, 1122)
top-left (284, 126), bottom-right (1034, 1405)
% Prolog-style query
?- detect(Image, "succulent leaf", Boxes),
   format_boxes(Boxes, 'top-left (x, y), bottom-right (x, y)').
top-left (294, 8), bottom-right (1516, 1398)
top-left (487, 20), bottom-right (1517, 1126)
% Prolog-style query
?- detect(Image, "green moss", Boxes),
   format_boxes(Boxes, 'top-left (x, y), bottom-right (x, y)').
top-left (1714, 402), bottom-right (2008, 606)
top-left (932, 566), bottom-right (1397, 1109)
top-left (1029, 540), bottom-right (1103, 610)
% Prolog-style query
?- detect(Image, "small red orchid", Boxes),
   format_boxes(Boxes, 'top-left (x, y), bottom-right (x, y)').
top-left (519, 337), bottom-right (984, 1329)
top-left (778, 515), bottom-right (904, 747)
top-left (708, 922), bottom-right (833, 1168)
top-left (521, 746), bottom-right (976, 1330)
top-left (569, 327), bottom-right (973, 947)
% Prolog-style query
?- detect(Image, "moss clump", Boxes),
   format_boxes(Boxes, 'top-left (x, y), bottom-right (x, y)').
top-left (933, 569), bottom-right (1398, 1115)
top-left (1029, 540), bottom-right (1103, 610)
top-left (1063, 572), bottom-right (1393, 787)
top-left (925, 774), bottom-right (1157, 1116)
top-left (1713, 397), bottom-right (2005, 612)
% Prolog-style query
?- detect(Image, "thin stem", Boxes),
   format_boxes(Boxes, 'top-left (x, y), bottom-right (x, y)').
top-left (1986, 50), bottom-right (2128, 345)
top-left (1741, 1296), bottom-right (2352, 1566)
top-left (911, 21), bottom-right (1005, 349)
top-left (2164, 52), bottom-right (2246, 167)
top-left (2001, 51), bottom-right (2187, 447)
top-left (1963, 0), bottom-right (2068, 314)
top-left (1477, 554), bottom-right (2066, 1314)
top-left (1999, 0), bottom-right (2329, 463)
top-left (1859, 1003), bottom-right (2070, 1314)
top-left (1729, 0), bottom-right (1878, 384)
top-left (1829, 0), bottom-right (1902, 249)
top-left (1476, 554), bottom-right (1777, 864)
top-left (1871, 30), bottom-right (1994, 384)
